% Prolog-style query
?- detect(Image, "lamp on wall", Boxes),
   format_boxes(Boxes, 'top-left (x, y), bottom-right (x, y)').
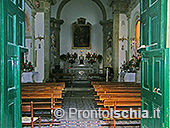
top-left (118, 36), bottom-right (128, 50)
top-left (34, 35), bottom-right (45, 41)
top-left (118, 36), bottom-right (128, 42)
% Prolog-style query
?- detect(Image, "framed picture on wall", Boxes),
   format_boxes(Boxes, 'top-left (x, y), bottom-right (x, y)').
top-left (72, 18), bottom-right (91, 49)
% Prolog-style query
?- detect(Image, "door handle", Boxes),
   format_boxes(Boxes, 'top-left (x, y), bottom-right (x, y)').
top-left (156, 88), bottom-right (160, 93)
top-left (154, 88), bottom-right (160, 93)
top-left (154, 88), bottom-right (157, 93)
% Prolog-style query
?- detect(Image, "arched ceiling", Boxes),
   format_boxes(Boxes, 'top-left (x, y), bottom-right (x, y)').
top-left (56, 0), bottom-right (107, 20)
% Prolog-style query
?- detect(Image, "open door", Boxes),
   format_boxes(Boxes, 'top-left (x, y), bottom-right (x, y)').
top-left (140, 0), bottom-right (169, 127)
top-left (0, 0), bottom-right (25, 127)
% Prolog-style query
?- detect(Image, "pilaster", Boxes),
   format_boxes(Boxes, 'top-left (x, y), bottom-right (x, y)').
top-left (36, 0), bottom-right (51, 80)
top-left (100, 19), bottom-right (113, 69)
top-left (127, 12), bottom-right (132, 60)
top-left (50, 18), bottom-right (64, 67)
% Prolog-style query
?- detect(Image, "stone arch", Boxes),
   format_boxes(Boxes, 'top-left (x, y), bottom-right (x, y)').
top-left (56, 0), bottom-right (107, 20)
top-left (56, 0), bottom-right (71, 19)
top-left (91, 0), bottom-right (107, 20)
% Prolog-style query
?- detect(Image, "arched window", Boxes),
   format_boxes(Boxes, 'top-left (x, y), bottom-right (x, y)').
top-left (135, 20), bottom-right (140, 49)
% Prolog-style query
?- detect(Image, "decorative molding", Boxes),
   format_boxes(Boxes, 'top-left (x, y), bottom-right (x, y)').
top-left (108, 0), bottom-right (140, 15)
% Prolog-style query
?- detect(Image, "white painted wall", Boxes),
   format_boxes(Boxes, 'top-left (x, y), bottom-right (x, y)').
top-left (51, 0), bottom-right (112, 58)
top-left (25, 39), bottom-right (32, 62)
top-left (119, 14), bottom-right (128, 73)
top-left (60, 0), bottom-right (102, 55)
top-left (35, 12), bottom-right (44, 82)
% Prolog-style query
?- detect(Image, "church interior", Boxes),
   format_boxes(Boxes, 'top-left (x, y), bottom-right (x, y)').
top-left (1, 0), bottom-right (170, 128)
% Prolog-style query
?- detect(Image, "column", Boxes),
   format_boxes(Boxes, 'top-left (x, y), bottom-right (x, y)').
top-left (31, 9), bottom-right (36, 66)
top-left (112, 3), bottom-right (120, 81)
top-left (100, 19), bottom-right (113, 69)
top-left (55, 19), bottom-right (64, 65)
top-left (44, 2), bottom-right (51, 80)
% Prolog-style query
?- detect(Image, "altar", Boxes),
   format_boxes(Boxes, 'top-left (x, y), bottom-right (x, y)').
top-left (69, 66), bottom-right (94, 81)
top-left (60, 50), bottom-right (102, 81)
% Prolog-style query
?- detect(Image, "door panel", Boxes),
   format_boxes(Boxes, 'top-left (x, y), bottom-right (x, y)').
top-left (1, 0), bottom-right (25, 127)
top-left (141, 49), bottom-right (169, 127)
top-left (141, 0), bottom-right (168, 127)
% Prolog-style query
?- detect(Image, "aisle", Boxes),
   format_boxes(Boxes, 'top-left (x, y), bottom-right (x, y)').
top-left (56, 82), bottom-right (140, 128)
top-left (58, 83), bottom-right (104, 127)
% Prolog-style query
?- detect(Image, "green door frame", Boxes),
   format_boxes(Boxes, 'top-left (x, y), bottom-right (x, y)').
top-left (0, 0), bottom-right (5, 127)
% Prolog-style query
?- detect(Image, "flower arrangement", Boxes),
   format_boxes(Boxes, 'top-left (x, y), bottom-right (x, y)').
top-left (60, 52), bottom-right (78, 64)
top-left (86, 52), bottom-right (91, 60)
top-left (68, 58), bottom-right (75, 64)
top-left (88, 58), bottom-right (96, 64)
top-left (22, 61), bottom-right (34, 72)
top-left (85, 52), bottom-right (103, 64)
top-left (120, 54), bottom-right (141, 73)
top-left (60, 52), bottom-right (103, 65)
top-left (72, 52), bottom-right (78, 60)
top-left (66, 52), bottom-right (71, 59)
top-left (92, 53), bottom-right (98, 59)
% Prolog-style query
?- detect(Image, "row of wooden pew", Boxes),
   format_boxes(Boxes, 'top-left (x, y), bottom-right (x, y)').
top-left (92, 82), bottom-right (141, 128)
top-left (21, 82), bottom-right (65, 127)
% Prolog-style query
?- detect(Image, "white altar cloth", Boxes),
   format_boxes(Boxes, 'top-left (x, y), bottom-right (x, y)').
top-left (21, 72), bottom-right (39, 83)
top-left (124, 73), bottom-right (136, 82)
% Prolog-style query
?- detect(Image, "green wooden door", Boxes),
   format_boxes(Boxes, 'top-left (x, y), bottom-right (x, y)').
top-left (140, 0), bottom-right (169, 127)
top-left (0, 0), bottom-right (25, 128)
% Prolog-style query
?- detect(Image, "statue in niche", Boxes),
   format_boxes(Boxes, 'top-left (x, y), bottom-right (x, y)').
top-left (106, 31), bottom-right (113, 67)
top-left (50, 30), bottom-right (57, 71)
top-left (131, 39), bottom-right (136, 56)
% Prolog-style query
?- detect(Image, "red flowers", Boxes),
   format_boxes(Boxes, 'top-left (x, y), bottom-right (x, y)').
top-left (120, 54), bottom-right (141, 73)
top-left (23, 61), bottom-right (34, 72)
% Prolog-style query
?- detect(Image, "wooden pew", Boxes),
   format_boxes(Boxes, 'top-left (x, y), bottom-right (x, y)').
top-left (92, 82), bottom-right (141, 127)
top-left (22, 101), bottom-right (41, 128)
top-left (21, 83), bottom-right (65, 127)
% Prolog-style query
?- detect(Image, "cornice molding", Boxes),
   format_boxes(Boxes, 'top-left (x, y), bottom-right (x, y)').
top-left (108, 0), bottom-right (140, 15)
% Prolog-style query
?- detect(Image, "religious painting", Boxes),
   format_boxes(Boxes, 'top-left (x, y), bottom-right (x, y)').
top-left (72, 18), bottom-right (91, 49)
top-left (25, 3), bottom-right (32, 36)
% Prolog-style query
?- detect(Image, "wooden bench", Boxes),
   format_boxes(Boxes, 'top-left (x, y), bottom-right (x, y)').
top-left (21, 82), bottom-right (65, 127)
top-left (92, 82), bottom-right (141, 127)
top-left (22, 101), bottom-right (41, 128)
